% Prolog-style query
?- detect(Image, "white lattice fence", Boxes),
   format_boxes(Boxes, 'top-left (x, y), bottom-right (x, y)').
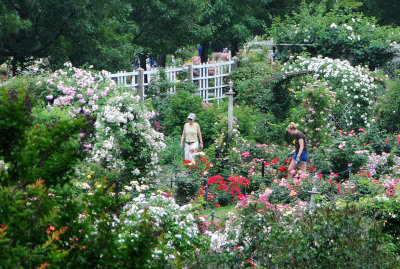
top-left (108, 59), bottom-right (236, 102)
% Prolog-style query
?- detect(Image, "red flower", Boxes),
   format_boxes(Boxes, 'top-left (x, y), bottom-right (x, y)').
top-left (272, 157), bottom-right (279, 165)
top-left (309, 166), bottom-right (315, 172)
top-left (200, 157), bottom-right (207, 163)
top-left (386, 138), bottom-right (390, 142)
top-left (278, 166), bottom-right (287, 173)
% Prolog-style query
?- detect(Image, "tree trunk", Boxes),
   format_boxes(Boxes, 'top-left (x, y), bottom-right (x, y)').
top-left (157, 54), bottom-right (166, 68)
top-left (230, 42), bottom-right (239, 56)
top-left (200, 41), bottom-right (209, 63)
top-left (139, 54), bottom-right (147, 70)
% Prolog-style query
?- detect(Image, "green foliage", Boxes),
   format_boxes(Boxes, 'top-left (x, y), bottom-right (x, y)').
top-left (0, 179), bottom-right (68, 268)
top-left (175, 178), bottom-right (202, 205)
top-left (311, 131), bottom-right (368, 178)
top-left (376, 78), bottom-right (400, 131)
top-left (163, 89), bottom-right (203, 137)
top-left (361, 196), bottom-right (400, 253)
top-left (0, 85), bottom-right (87, 187)
top-left (207, 202), bottom-right (399, 268)
top-left (0, 85), bottom-right (33, 160)
top-left (232, 54), bottom-right (292, 120)
top-left (159, 137), bottom-right (183, 166)
top-left (268, 1), bottom-right (400, 69)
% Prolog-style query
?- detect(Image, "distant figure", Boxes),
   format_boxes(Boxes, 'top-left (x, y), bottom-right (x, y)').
top-left (197, 45), bottom-right (203, 57)
top-left (286, 122), bottom-right (308, 179)
top-left (212, 43), bottom-right (224, 61)
top-left (180, 113), bottom-right (204, 161)
top-left (150, 58), bottom-right (157, 68)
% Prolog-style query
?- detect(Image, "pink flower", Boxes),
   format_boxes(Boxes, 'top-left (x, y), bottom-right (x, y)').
top-left (241, 152), bottom-right (250, 158)
top-left (289, 190), bottom-right (297, 197)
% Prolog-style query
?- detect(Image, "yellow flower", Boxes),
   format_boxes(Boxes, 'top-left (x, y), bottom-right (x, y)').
top-left (87, 175), bottom-right (92, 179)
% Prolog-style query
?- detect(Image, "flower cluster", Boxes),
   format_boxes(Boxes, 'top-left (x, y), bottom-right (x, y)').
top-left (40, 62), bottom-right (114, 118)
top-left (89, 91), bottom-right (165, 183)
top-left (120, 193), bottom-right (209, 266)
top-left (283, 56), bottom-right (378, 128)
top-left (198, 175), bottom-right (249, 207)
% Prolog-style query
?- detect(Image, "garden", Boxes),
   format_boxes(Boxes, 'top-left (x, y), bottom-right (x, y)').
top-left (2, 1), bottom-right (400, 268)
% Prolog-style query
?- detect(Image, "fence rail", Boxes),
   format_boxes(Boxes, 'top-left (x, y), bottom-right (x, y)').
top-left (108, 59), bottom-right (237, 103)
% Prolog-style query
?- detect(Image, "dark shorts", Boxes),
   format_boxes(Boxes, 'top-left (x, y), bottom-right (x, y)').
top-left (294, 151), bottom-right (308, 163)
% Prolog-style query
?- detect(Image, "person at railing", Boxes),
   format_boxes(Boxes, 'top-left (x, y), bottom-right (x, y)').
top-left (180, 113), bottom-right (204, 161)
top-left (286, 122), bottom-right (308, 179)
top-left (212, 43), bottom-right (224, 61)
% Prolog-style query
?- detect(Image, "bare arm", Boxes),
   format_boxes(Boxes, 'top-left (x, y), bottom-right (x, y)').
top-left (180, 124), bottom-right (186, 148)
top-left (197, 124), bottom-right (203, 149)
top-left (297, 138), bottom-right (304, 158)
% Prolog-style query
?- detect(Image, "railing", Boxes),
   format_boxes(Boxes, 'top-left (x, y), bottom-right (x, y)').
top-left (108, 58), bottom-right (238, 103)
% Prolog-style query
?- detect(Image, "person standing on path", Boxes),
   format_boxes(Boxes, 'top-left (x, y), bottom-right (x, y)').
top-left (180, 113), bottom-right (203, 161)
top-left (286, 122), bottom-right (308, 179)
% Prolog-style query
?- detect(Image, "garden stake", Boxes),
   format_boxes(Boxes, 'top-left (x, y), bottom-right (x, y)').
top-left (308, 175), bottom-right (320, 214)
top-left (115, 179), bottom-right (119, 200)
top-left (261, 161), bottom-right (265, 178)
top-left (348, 163), bottom-right (353, 180)
top-left (211, 211), bottom-right (215, 222)
top-left (205, 183), bottom-right (209, 209)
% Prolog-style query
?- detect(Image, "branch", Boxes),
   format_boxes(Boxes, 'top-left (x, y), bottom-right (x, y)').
top-left (34, 11), bottom-right (42, 36)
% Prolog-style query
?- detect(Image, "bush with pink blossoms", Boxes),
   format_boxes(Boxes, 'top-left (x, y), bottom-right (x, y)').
top-left (38, 62), bottom-right (115, 118)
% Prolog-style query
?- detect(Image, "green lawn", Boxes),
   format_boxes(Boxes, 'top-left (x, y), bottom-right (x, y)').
top-left (202, 205), bottom-right (237, 223)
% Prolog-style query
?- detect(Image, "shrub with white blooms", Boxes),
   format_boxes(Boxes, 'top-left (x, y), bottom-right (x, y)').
top-left (283, 56), bottom-right (380, 128)
top-left (90, 91), bottom-right (165, 183)
top-left (120, 193), bottom-right (210, 267)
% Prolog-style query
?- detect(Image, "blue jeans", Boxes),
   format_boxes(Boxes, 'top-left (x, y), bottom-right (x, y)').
top-left (294, 151), bottom-right (308, 163)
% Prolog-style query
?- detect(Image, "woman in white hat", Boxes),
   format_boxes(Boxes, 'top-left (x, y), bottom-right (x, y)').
top-left (180, 113), bottom-right (203, 161)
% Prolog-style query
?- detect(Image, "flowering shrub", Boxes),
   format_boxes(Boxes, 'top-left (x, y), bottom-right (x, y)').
top-left (291, 79), bottom-right (336, 146)
top-left (39, 63), bottom-right (114, 118)
top-left (269, 1), bottom-right (400, 68)
top-left (283, 56), bottom-right (380, 129)
top-left (0, 179), bottom-right (69, 268)
top-left (120, 193), bottom-right (210, 268)
top-left (89, 91), bottom-right (165, 184)
top-left (202, 200), bottom-right (399, 268)
top-left (198, 175), bottom-right (250, 207)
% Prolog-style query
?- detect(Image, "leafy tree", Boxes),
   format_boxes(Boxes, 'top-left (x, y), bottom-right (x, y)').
top-left (359, 0), bottom-right (400, 26)
top-left (0, 0), bottom-right (134, 72)
top-left (128, 0), bottom-right (207, 68)
top-left (268, 1), bottom-right (400, 69)
top-left (198, 0), bottom-right (272, 61)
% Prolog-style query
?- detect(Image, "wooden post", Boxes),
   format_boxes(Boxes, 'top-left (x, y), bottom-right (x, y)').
top-left (138, 68), bottom-right (144, 101)
top-left (188, 63), bottom-right (193, 82)
top-left (227, 80), bottom-right (234, 139)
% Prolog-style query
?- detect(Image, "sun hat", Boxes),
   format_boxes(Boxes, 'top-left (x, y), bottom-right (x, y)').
top-left (187, 113), bottom-right (196, 120)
